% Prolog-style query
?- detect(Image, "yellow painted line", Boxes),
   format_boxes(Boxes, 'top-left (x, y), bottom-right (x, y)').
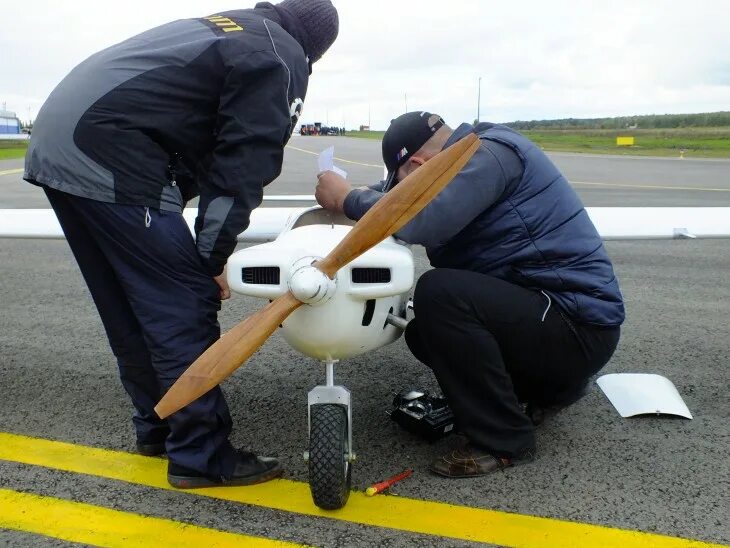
top-left (287, 145), bottom-right (383, 169)
top-left (0, 488), bottom-right (302, 547)
top-left (571, 180), bottom-right (730, 192)
top-left (0, 433), bottom-right (722, 547)
top-left (0, 168), bottom-right (23, 177)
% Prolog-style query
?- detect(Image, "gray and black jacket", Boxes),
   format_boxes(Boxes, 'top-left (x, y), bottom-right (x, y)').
top-left (25, 8), bottom-right (309, 275)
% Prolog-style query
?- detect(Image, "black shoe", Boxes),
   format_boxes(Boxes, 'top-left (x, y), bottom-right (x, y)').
top-left (135, 426), bottom-right (170, 457)
top-left (168, 450), bottom-right (283, 489)
top-left (136, 440), bottom-right (167, 457)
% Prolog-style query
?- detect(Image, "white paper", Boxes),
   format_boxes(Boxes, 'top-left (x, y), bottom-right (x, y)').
top-left (317, 146), bottom-right (347, 178)
top-left (596, 373), bottom-right (693, 419)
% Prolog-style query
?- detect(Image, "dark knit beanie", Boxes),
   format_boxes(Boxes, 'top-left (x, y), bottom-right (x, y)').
top-left (275, 0), bottom-right (339, 63)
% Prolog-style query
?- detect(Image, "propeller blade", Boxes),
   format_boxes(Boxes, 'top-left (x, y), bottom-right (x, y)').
top-left (155, 133), bottom-right (479, 418)
top-left (315, 133), bottom-right (480, 278)
top-left (154, 291), bottom-right (302, 419)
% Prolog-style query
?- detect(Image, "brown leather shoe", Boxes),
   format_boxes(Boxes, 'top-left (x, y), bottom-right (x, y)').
top-left (429, 444), bottom-right (535, 478)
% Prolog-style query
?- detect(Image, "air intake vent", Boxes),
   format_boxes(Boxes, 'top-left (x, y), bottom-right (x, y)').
top-left (351, 268), bottom-right (391, 284)
top-left (242, 267), bottom-right (280, 285)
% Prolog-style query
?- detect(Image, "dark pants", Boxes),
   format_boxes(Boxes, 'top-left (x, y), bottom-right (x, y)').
top-left (44, 187), bottom-right (237, 477)
top-left (405, 268), bottom-right (620, 458)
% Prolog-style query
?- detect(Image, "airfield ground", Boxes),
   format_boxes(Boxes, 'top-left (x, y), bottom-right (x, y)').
top-left (0, 137), bottom-right (728, 547)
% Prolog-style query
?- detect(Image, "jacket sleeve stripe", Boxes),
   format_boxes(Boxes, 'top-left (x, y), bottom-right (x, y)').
top-left (197, 195), bottom-right (235, 260)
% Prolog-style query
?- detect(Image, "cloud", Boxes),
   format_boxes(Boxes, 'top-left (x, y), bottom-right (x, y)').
top-left (1, 0), bottom-right (728, 128)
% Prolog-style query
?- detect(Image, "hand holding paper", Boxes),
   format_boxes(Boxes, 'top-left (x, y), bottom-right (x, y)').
top-left (315, 169), bottom-right (351, 213)
top-left (318, 146), bottom-right (348, 178)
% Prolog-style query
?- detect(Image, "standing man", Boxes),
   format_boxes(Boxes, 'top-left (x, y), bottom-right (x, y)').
top-left (316, 112), bottom-right (624, 478)
top-left (24, 0), bottom-right (338, 488)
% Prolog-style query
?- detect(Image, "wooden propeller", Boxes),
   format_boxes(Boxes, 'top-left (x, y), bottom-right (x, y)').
top-left (154, 133), bottom-right (480, 418)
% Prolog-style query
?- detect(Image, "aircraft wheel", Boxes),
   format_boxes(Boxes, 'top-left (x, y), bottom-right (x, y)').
top-left (308, 404), bottom-right (351, 510)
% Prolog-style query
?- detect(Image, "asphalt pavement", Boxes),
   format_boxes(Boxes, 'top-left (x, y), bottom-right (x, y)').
top-left (2, 135), bottom-right (730, 207)
top-left (0, 137), bottom-right (728, 547)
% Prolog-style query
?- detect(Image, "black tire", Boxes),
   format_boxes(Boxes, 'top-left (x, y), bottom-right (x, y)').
top-left (308, 404), bottom-right (351, 510)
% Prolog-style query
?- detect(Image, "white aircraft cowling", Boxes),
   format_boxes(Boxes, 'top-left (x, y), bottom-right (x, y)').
top-left (226, 208), bottom-right (415, 361)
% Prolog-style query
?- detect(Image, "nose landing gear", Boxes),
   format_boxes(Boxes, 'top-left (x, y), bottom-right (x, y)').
top-left (304, 360), bottom-right (355, 510)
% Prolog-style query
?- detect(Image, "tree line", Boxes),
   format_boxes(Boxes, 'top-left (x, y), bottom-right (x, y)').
top-left (507, 111), bottom-right (730, 130)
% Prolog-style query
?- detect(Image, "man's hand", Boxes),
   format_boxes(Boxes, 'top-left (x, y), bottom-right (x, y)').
top-left (214, 266), bottom-right (231, 300)
top-left (316, 170), bottom-right (352, 213)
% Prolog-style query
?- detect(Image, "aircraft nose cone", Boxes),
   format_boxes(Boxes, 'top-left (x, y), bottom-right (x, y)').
top-left (288, 257), bottom-right (337, 305)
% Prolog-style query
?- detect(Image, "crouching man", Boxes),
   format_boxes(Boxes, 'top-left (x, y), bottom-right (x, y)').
top-left (315, 112), bottom-right (624, 477)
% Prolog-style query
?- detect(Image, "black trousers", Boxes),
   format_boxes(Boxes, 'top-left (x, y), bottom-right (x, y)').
top-left (44, 187), bottom-right (238, 477)
top-left (405, 268), bottom-right (620, 457)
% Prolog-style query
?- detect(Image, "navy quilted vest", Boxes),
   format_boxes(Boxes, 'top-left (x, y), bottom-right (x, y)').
top-left (428, 123), bottom-right (625, 326)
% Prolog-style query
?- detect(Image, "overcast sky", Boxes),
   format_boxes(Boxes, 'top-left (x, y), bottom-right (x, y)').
top-left (2, 1), bottom-right (729, 130)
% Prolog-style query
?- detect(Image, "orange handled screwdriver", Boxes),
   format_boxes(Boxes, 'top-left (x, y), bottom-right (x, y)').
top-left (365, 469), bottom-right (414, 496)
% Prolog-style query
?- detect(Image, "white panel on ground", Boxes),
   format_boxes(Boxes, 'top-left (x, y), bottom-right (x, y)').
top-left (596, 373), bottom-right (693, 419)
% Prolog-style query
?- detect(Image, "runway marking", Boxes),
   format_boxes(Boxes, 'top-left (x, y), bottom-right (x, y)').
top-left (286, 145), bottom-right (384, 169)
top-left (285, 147), bottom-right (728, 192)
top-left (0, 168), bottom-right (23, 177)
top-left (0, 433), bottom-right (723, 548)
top-left (551, 151), bottom-right (730, 163)
top-left (0, 488), bottom-right (300, 547)
top-left (571, 180), bottom-right (730, 192)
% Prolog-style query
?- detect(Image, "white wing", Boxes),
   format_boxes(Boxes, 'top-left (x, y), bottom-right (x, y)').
top-left (0, 207), bottom-right (307, 242)
top-left (587, 207), bottom-right (730, 239)
top-left (1, 206), bottom-right (729, 241)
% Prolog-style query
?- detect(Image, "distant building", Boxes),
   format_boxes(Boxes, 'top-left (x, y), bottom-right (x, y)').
top-left (0, 110), bottom-right (21, 135)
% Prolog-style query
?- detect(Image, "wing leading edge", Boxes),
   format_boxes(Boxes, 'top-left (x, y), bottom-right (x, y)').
top-left (0, 207), bottom-right (306, 242)
top-left (0, 207), bottom-right (729, 241)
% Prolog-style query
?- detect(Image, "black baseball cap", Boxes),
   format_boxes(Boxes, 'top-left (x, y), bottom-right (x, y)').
top-left (382, 111), bottom-right (445, 191)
